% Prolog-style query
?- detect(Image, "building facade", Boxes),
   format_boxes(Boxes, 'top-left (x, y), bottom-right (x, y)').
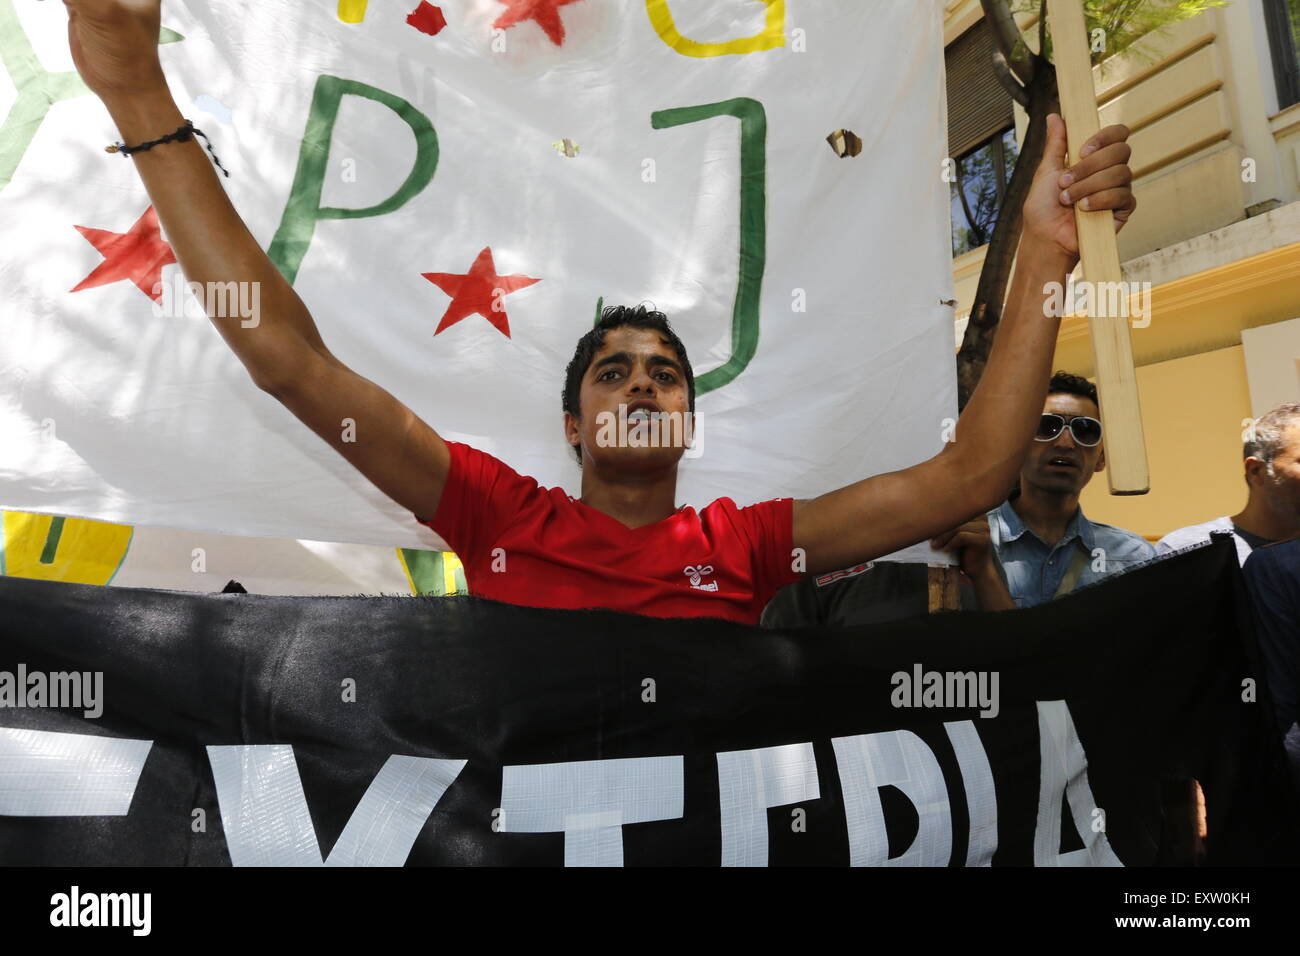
top-left (944, 0), bottom-right (1300, 541)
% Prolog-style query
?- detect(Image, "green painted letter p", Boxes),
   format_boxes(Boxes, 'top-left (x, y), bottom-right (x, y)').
top-left (268, 75), bottom-right (438, 284)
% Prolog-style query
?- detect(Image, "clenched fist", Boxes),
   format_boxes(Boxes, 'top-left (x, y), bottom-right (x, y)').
top-left (64, 0), bottom-right (167, 100)
top-left (1021, 113), bottom-right (1137, 264)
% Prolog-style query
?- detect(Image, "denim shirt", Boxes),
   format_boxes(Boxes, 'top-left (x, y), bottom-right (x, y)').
top-left (988, 500), bottom-right (1156, 609)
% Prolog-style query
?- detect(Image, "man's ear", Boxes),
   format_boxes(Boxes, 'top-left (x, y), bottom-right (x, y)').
top-left (1243, 456), bottom-right (1264, 486)
top-left (563, 410), bottom-right (580, 448)
top-left (1095, 446), bottom-right (1106, 474)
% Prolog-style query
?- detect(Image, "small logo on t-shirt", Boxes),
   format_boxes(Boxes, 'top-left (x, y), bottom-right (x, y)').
top-left (684, 565), bottom-right (718, 591)
top-left (815, 561), bottom-right (874, 588)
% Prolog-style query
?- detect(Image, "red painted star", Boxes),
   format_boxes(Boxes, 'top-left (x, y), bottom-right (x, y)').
top-left (493, 0), bottom-right (584, 46)
top-left (422, 247), bottom-right (540, 337)
top-left (71, 205), bottom-right (177, 303)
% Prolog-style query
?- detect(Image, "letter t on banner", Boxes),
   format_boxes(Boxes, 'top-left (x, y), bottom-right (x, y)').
top-left (499, 757), bottom-right (684, 866)
top-left (1046, 0), bottom-right (1149, 494)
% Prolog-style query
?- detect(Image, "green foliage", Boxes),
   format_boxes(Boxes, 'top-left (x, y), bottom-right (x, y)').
top-left (1009, 0), bottom-right (1227, 64)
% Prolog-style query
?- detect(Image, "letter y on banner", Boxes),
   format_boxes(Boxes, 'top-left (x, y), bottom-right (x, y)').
top-left (208, 745), bottom-right (466, 866)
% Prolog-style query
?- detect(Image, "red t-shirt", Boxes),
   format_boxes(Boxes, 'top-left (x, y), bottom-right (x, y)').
top-left (416, 441), bottom-right (801, 625)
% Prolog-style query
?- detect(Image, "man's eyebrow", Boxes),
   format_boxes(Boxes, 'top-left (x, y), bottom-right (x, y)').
top-left (591, 351), bottom-right (632, 374)
top-left (646, 354), bottom-right (684, 375)
top-left (590, 352), bottom-right (684, 376)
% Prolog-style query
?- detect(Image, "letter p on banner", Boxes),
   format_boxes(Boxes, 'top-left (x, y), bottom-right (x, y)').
top-left (267, 76), bottom-right (440, 285)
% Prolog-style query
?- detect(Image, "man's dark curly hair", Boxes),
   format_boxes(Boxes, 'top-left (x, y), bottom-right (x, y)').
top-left (1047, 370), bottom-right (1099, 409)
top-left (562, 304), bottom-right (696, 464)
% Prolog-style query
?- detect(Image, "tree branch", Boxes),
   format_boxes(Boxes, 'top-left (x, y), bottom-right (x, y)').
top-left (955, 64), bottom-right (1059, 410)
top-left (993, 51), bottom-right (1030, 108)
top-left (1038, 0), bottom-right (1048, 62)
top-left (980, 0), bottom-right (1035, 85)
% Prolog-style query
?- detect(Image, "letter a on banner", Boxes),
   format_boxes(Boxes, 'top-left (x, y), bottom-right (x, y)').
top-left (1033, 700), bottom-right (1123, 866)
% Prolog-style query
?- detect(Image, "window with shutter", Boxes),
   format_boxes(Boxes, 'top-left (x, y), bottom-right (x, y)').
top-left (946, 21), bottom-right (1014, 159)
top-left (946, 20), bottom-right (1020, 258)
top-left (1264, 0), bottom-right (1300, 110)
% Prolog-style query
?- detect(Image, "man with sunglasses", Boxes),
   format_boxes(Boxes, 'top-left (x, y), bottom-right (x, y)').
top-left (984, 372), bottom-right (1155, 608)
top-left (770, 373), bottom-right (1154, 625)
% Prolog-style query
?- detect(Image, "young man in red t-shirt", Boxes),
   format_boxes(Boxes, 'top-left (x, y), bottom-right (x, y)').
top-left (66, 1), bottom-right (1137, 625)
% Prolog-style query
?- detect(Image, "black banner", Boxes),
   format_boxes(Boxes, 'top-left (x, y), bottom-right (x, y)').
top-left (1, 535), bottom-right (1296, 866)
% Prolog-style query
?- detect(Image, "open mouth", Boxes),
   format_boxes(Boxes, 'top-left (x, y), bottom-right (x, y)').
top-left (624, 401), bottom-right (662, 423)
top-left (1047, 456), bottom-right (1079, 470)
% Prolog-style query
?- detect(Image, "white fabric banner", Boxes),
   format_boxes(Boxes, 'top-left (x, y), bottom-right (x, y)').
top-left (0, 0), bottom-right (955, 557)
top-left (0, 509), bottom-right (424, 595)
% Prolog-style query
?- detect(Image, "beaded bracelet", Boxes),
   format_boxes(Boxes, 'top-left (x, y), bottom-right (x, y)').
top-left (106, 119), bottom-right (230, 178)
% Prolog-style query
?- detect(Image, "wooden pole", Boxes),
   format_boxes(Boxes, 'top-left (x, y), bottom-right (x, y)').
top-left (928, 565), bottom-right (962, 612)
top-left (1045, 0), bottom-right (1150, 495)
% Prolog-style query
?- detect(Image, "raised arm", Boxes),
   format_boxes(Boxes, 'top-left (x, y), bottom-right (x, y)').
top-left (792, 114), bottom-right (1135, 575)
top-left (65, 0), bottom-right (450, 520)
